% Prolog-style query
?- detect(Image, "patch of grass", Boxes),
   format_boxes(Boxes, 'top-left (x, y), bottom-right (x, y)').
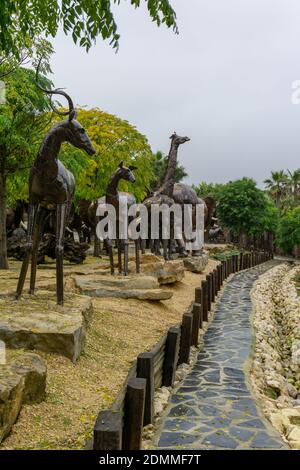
top-left (212, 249), bottom-right (241, 261)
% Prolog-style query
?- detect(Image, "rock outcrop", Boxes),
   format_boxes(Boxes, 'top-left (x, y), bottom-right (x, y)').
top-left (0, 352), bottom-right (46, 443)
top-left (183, 254), bottom-right (209, 273)
top-left (0, 292), bottom-right (92, 362)
top-left (75, 275), bottom-right (173, 300)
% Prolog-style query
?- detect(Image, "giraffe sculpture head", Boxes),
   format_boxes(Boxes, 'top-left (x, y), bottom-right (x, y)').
top-left (169, 132), bottom-right (190, 145)
top-left (115, 161), bottom-right (137, 183)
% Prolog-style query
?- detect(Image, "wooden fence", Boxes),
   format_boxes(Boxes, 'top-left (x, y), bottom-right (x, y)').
top-left (93, 250), bottom-right (273, 450)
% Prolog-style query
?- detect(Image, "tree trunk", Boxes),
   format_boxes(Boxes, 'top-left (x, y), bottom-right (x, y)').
top-left (0, 173), bottom-right (8, 269)
top-left (239, 232), bottom-right (248, 248)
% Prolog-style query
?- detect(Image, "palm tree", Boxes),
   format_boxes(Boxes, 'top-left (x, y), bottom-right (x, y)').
top-left (287, 169), bottom-right (300, 205)
top-left (264, 170), bottom-right (289, 209)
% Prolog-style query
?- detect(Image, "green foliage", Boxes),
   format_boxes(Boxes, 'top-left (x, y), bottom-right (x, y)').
top-left (1, 73), bottom-right (154, 205)
top-left (216, 178), bottom-right (278, 237)
top-left (276, 206), bottom-right (300, 254)
top-left (192, 181), bottom-right (224, 201)
top-left (0, 65), bottom-right (52, 204)
top-left (264, 168), bottom-right (300, 214)
top-left (57, 108), bottom-right (154, 203)
top-left (150, 150), bottom-right (188, 191)
top-left (212, 249), bottom-right (241, 261)
top-left (0, 0), bottom-right (178, 58)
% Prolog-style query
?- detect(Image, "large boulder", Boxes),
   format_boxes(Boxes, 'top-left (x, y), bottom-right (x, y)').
top-left (10, 352), bottom-right (47, 404)
top-left (183, 254), bottom-right (209, 273)
top-left (0, 292), bottom-right (92, 362)
top-left (136, 254), bottom-right (184, 284)
top-left (0, 352), bottom-right (46, 443)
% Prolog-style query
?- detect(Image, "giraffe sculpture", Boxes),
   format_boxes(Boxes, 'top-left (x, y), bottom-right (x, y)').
top-left (160, 133), bottom-right (207, 256)
top-left (15, 71), bottom-right (95, 305)
top-left (143, 132), bottom-right (190, 259)
top-left (95, 162), bottom-right (138, 275)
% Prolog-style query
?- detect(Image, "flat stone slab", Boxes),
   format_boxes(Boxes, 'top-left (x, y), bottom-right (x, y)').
top-left (0, 292), bottom-right (92, 362)
top-left (183, 254), bottom-right (209, 273)
top-left (75, 276), bottom-right (173, 300)
top-left (0, 352), bottom-right (46, 443)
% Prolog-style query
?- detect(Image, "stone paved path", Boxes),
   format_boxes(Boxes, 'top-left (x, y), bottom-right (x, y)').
top-left (156, 262), bottom-right (287, 450)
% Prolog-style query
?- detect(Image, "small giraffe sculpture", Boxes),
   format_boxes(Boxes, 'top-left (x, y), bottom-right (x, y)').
top-left (97, 162), bottom-right (138, 275)
top-left (16, 68), bottom-right (95, 305)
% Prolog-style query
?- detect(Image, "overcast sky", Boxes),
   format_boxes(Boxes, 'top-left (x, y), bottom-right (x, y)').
top-left (50, 0), bottom-right (300, 186)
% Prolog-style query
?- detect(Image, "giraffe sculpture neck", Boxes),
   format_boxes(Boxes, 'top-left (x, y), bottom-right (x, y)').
top-left (106, 170), bottom-right (122, 204)
top-left (156, 140), bottom-right (180, 198)
top-left (34, 123), bottom-right (67, 180)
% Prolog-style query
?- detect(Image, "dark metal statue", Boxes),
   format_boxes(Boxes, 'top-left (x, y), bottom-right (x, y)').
top-left (143, 132), bottom-right (190, 260)
top-left (15, 69), bottom-right (95, 305)
top-left (96, 162), bottom-right (138, 275)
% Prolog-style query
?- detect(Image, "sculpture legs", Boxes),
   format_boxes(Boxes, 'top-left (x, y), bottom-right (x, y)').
top-left (93, 227), bottom-right (101, 257)
top-left (162, 239), bottom-right (169, 261)
top-left (16, 203), bottom-right (38, 299)
top-left (29, 207), bottom-right (48, 294)
top-left (124, 239), bottom-right (129, 276)
top-left (154, 239), bottom-right (161, 256)
top-left (107, 239), bottom-right (114, 275)
top-left (117, 239), bottom-right (122, 274)
top-left (140, 238), bottom-right (146, 255)
top-left (135, 239), bottom-right (140, 273)
top-left (55, 203), bottom-right (67, 306)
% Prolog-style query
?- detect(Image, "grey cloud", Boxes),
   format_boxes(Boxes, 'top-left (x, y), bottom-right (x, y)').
top-left (50, 0), bottom-right (300, 187)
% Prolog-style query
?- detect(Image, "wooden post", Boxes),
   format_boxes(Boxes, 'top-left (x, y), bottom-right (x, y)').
top-left (240, 253), bottom-right (243, 270)
top-left (216, 265), bottom-right (220, 291)
top-left (94, 410), bottom-right (122, 450)
top-left (206, 274), bottom-right (212, 311)
top-left (217, 264), bottom-right (221, 290)
top-left (211, 272), bottom-right (215, 303)
top-left (178, 312), bottom-right (193, 364)
top-left (191, 302), bottom-right (202, 346)
top-left (195, 287), bottom-right (201, 304)
top-left (222, 260), bottom-right (226, 281)
top-left (137, 352), bottom-right (154, 426)
top-left (213, 269), bottom-right (218, 297)
top-left (162, 326), bottom-right (181, 387)
top-left (122, 378), bottom-right (146, 450)
top-left (226, 258), bottom-right (230, 277)
top-left (201, 279), bottom-right (208, 322)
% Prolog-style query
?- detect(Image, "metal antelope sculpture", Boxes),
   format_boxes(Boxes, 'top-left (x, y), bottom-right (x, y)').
top-left (16, 65), bottom-right (96, 305)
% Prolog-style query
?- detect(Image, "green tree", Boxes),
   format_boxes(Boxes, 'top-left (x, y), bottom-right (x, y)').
top-left (0, 1), bottom-right (178, 58)
top-left (0, 66), bottom-right (52, 268)
top-left (150, 150), bottom-right (187, 192)
top-left (287, 169), bottom-right (300, 205)
top-left (264, 170), bottom-right (289, 210)
top-left (192, 181), bottom-right (224, 201)
top-left (276, 206), bottom-right (300, 254)
top-left (217, 177), bottom-right (278, 246)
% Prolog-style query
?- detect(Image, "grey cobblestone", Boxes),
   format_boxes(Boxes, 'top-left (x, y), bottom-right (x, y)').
top-left (156, 262), bottom-right (287, 450)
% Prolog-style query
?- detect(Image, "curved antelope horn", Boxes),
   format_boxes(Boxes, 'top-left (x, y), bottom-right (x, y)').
top-left (35, 58), bottom-right (76, 120)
